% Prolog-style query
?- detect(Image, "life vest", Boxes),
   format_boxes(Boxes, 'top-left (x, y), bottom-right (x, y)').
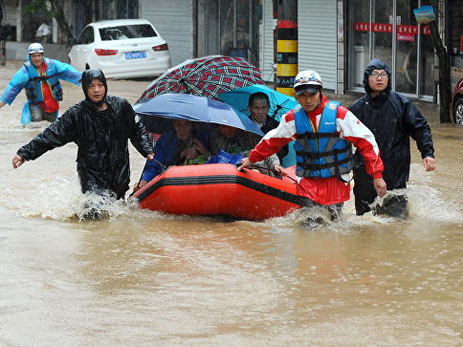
top-left (24, 58), bottom-right (64, 104)
top-left (294, 101), bottom-right (353, 180)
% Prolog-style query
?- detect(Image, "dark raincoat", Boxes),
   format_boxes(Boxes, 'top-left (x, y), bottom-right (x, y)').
top-left (348, 59), bottom-right (435, 215)
top-left (17, 69), bottom-right (153, 199)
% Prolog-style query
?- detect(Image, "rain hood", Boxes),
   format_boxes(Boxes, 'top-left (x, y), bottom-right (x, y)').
top-left (82, 69), bottom-right (108, 106)
top-left (363, 58), bottom-right (392, 95)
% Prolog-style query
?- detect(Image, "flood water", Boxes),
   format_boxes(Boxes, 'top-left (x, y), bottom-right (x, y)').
top-left (1, 60), bottom-right (463, 345)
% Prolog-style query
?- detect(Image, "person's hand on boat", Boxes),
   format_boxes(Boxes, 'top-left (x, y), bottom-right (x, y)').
top-left (146, 153), bottom-right (154, 161)
top-left (273, 163), bottom-right (287, 176)
top-left (133, 180), bottom-right (148, 193)
top-left (373, 177), bottom-right (387, 197)
top-left (237, 157), bottom-right (252, 171)
top-left (12, 154), bottom-right (26, 169)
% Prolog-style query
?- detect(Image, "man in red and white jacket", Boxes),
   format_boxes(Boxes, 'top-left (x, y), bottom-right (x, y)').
top-left (238, 70), bottom-right (387, 221)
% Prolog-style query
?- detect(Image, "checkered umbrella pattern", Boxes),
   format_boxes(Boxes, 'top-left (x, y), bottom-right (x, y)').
top-left (136, 55), bottom-right (264, 104)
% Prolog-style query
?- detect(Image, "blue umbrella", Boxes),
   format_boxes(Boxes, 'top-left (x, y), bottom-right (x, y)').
top-left (133, 93), bottom-right (265, 136)
top-left (217, 84), bottom-right (299, 121)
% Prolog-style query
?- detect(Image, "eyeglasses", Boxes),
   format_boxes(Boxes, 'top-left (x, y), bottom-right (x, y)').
top-left (370, 72), bottom-right (388, 79)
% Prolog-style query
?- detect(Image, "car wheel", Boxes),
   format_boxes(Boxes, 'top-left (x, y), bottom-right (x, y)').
top-left (454, 98), bottom-right (463, 125)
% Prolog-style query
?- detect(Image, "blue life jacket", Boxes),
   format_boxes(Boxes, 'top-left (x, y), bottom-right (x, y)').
top-left (24, 58), bottom-right (64, 104)
top-left (294, 101), bottom-right (353, 180)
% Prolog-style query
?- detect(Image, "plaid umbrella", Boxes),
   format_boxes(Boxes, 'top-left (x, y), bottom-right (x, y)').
top-left (136, 55), bottom-right (264, 104)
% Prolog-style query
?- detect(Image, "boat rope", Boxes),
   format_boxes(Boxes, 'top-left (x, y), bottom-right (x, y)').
top-left (240, 163), bottom-right (298, 183)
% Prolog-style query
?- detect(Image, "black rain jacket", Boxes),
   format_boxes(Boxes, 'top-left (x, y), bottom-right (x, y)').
top-left (17, 70), bottom-right (153, 199)
top-left (348, 58), bottom-right (435, 214)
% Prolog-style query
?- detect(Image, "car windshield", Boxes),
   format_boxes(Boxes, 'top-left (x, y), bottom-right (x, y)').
top-left (99, 24), bottom-right (157, 41)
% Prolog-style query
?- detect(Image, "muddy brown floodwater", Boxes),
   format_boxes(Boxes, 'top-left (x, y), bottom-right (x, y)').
top-left (0, 60), bottom-right (462, 345)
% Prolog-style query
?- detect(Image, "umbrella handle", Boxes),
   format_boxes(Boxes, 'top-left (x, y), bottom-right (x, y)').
top-left (272, 105), bottom-right (283, 118)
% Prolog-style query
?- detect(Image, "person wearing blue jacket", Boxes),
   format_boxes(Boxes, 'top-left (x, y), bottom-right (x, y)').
top-left (0, 43), bottom-right (82, 124)
top-left (133, 119), bottom-right (211, 192)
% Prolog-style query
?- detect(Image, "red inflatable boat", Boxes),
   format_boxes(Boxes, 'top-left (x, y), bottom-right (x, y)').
top-left (131, 163), bottom-right (304, 220)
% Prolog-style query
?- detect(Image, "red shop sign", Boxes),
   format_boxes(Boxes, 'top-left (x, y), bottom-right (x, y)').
top-left (397, 34), bottom-right (415, 41)
top-left (354, 22), bottom-right (430, 35)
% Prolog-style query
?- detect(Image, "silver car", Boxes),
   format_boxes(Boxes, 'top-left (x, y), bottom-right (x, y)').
top-left (68, 19), bottom-right (171, 79)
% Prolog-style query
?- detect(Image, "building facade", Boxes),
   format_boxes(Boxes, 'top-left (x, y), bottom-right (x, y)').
top-left (346, 0), bottom-right (437, 100)
top-left (2, 0), bottom-right (462, 104)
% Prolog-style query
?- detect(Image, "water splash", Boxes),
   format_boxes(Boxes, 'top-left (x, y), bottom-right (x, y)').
top-left (4, 176), bottom-right (130, 222)
top-left (260, 172), bottom-right (463, 234)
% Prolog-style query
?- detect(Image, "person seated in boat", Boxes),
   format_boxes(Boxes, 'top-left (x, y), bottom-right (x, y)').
top-left (248, 92), bottom-right (289, 162)
top-left (133, 119), bottom-right (210, 192)
top-left (209, 124), bottom-right (283, 176)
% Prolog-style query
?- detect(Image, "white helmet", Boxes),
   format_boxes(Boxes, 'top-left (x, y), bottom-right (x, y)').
top-left (294, 70), bottom-right (323, 95)
top-left (28, 43), bottom-right (44, 55)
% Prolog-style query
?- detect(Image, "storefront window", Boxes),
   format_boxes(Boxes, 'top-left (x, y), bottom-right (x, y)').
top-left (219, 1), bottom-right (235, 56)
top-left (419, 33), bottom-right (435, 96)
top-left (349, 0), bottom-right (371, 88)
top-left (348, 0), bottom-right (435, 99)
top-left (449, 0), bottom-right (463, 67)
top-left (236, 0), bottom-right (251, 50)
top-left (117, 0), bottom-right (139, 19)
top-left (371, 1), bottom-right (393, 74)
top-left (199, 0), bottom-right (260, 66)
top-left (395, 0), bottom-right (418, 94)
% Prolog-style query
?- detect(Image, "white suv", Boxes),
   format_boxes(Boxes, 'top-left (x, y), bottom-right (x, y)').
top-left (68, 19), bottom-right (171, 79)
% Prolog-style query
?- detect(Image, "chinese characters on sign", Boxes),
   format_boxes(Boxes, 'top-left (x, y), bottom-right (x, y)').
top-left (353, 22), bottom-right (431, 41)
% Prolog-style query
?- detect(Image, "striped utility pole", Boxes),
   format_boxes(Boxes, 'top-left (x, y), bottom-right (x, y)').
top-left (275, 0), bottom-right (297, 96)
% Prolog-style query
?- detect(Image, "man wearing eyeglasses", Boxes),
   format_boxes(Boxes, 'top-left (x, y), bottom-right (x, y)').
top-left (349, 58), bottom-right (436, 219)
